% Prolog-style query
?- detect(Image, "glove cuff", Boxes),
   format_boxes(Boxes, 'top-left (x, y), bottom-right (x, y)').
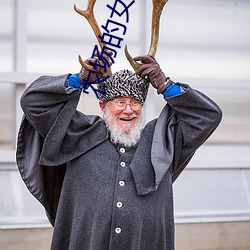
top-left (157, 77), bottom-right (175, 94)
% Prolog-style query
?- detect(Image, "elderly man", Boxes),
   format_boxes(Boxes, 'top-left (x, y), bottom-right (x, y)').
top-left (17, 55), bottom-right (222, 250)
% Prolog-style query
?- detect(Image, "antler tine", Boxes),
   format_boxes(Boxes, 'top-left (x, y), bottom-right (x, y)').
top-left (124, 44), bottom-right (141, 71)
top-left (74, 0), bottom-right (112, 77)
top-left (148, 0), bottom-right (168, 57)
top-left (125, 0), bottom-right (168, 71)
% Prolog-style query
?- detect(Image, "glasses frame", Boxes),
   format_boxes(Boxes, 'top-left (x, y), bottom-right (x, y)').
top-left (108, 99), bottom-right (143, 111)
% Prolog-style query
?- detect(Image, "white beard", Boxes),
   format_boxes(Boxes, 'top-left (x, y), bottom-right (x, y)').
top-left (103, 109), bottom-right (145, 147)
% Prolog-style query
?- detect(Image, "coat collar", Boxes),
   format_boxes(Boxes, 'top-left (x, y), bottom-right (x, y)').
top-left (130, 105), bottom-right (177, 195)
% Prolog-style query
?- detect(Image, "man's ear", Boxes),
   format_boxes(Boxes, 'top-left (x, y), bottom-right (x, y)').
top-left (99, 101), bottom-right (106, 111)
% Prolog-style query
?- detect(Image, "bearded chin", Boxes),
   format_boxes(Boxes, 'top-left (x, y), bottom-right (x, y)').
top-left (103, 110), bottom-right (145, 147)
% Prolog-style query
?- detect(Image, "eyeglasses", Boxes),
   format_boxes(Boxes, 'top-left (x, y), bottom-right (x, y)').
top-left (109, 100), bottom-right (142, 111)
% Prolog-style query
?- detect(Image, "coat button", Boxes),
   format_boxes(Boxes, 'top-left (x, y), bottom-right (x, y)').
top-left (120, 148), bottom-right (125, 153)
top-left (120, 162), bottom-right (126, 167)
top-left (119, 181), bottom-right (125, 187)
top-left (117, 202), bottom-right (123, 208)
top-left (115, 227), bottom-right (122, 234)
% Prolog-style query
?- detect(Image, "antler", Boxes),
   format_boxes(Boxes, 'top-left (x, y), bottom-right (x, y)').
top-left (125, 0), bottom-right (168, 70)
top-left (74, 0), bottom-right (112, 77)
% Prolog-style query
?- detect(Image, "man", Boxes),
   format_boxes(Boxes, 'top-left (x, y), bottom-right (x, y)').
top-left (16, 55), bottom-right (222, 250)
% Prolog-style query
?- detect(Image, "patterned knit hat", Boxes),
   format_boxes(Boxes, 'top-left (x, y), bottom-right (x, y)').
top-left (98, 69), bottom-right (149, 103)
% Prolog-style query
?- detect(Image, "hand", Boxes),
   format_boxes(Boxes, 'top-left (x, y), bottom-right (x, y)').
top-left (79, 56), bottom-right (105, 84)
top-left (79, 51), bottom-right (113, 84)
top-left (134, 55), bottom-right (167, 94)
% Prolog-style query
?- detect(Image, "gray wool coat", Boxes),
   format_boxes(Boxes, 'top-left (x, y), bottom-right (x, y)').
top-left (16, 74), bottom-right (222, 250)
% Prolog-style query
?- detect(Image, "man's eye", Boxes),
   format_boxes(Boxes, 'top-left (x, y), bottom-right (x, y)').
top-left (117, 101), bottom-right (125, 105)
top-left (132, 101), bottom-right (140, 105)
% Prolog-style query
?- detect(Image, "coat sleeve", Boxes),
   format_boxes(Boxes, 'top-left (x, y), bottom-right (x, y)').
top-left (20, 74), bottom-right (108, 166)
top-left (17, 74), bottom-right (108, 225)
top-left (20, 74), bottom-right (81, 139)
top-left (17, 74), bottom-right (78, 225)
top-left (165, 84), bottom-right (223, 182)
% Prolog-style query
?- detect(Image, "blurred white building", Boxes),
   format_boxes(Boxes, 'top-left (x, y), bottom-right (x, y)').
top-left (0, 0), bottom-right (250, 249)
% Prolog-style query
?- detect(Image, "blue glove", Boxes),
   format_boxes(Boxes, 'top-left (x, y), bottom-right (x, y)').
top-left (66, 73), bottom-right (84, 89)
top-left (163, 84), bottom-right (182, 97)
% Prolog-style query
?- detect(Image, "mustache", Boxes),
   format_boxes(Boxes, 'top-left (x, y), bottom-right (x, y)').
top-left (117, 114), bottom-right (138, 119)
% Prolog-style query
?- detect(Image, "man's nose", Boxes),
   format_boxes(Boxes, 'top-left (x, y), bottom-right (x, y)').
top-left (122, 104), bottom-right (134, 115)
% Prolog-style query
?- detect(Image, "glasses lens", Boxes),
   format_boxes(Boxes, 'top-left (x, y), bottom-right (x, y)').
top-left (130, 102), bottom-right (141, 110)
top-left (114, 101), bottom-right (125, 110)
top-left (113, 101), bottom-right (142, 110)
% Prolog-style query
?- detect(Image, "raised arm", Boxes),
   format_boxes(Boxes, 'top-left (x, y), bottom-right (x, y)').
top-left (165, 84), bottom-right (222, 180)
top-left (134, 55), bottom-right (222, 181)
top-left (20, 74), bottom-right (81, 139)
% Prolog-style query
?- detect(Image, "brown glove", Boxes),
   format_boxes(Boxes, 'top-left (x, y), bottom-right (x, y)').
top-left (79, 57), bottom-right (105, 84)
top-left (79, 50), bottom-right (113, 84)
top-left (134, 55), bottom-right (167, 94)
